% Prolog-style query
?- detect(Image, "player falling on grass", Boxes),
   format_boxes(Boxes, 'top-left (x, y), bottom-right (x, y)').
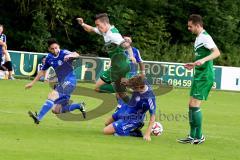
top-left (76, 13), bottom-right (136, 103)
top-left (103, 75), bottom-right (156, 141)
top-left (177, 14), bottom-right (220, 144)
top-left (25, 39), bottom-right (86, 124)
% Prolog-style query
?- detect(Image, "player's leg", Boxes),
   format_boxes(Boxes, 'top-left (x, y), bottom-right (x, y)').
top-left (28, 89), bottom-right (58, 124)
top-left (59, 101), bottom-right (86, 118)
top-left (2, 61), bottom-right (14, 80)
top-left (190, 80), bottom-right (213, 144)
top-left (178, 80), bottom-right (200, 143)
top-left (103, 106), bottom-right (124, 134)
top-left (52, 104), bottom-right (62, 114)
top-left (129, 122), bottom-right (144, 137)
top-left (103, 123), bottom-right (116, 135)
top-left (104, 116), bottom-right (115, 126)
top-left (113, 78), bottom-right (129, 103)
top-left (188, 97), bottom-right (203, 143)
top-left (95, 69), bottom-right (115, 93)
top-left (55, 83), bottom-right (86, 118)
top-left (178, 80), bottom-right (213, 144)
top-left (110, 53), bottom-right (131, 103)
top-left (2, 49), bottom-right (14, 79)
top-left (104, 119), bottom-right (143, 137)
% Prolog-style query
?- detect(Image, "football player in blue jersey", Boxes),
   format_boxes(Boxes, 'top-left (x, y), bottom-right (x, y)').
top-left (103, 75), bottom-right (156, 141)
top-left (123, 36), bottom-right (145, 78)
top-left (25, 39), bottom-right (86, 124)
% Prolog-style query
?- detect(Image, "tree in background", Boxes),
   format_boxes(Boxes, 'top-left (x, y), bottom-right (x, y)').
top-left (0, 0), bottom-right (239, 66)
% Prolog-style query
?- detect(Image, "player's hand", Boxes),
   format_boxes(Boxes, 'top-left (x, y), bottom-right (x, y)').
top-left (120, 78), bottom-right (129, 86)
top-left (64, 54), bottom-right (72, 61)
top-left (76, 18), bottom-right (84, 25)
top-left (129, 56), bottom-right (137, 64)
top-left (140, 73), bottom-right (145, 78)
top-left (143, 135), bottom-right (151, 141)
top-left (183, 63), bottom-right (195, 70)
top-left (25, 83), bottom-right (33, 89)
top-left (194, 59), bottom-right (205, 66)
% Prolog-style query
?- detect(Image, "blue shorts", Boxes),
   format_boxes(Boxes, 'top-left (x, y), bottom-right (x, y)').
top-left (112, 119), bottom-right (141, 136)
top-left (54, 80), bottom-right (76, 105)
top-left (112, 103), bottom-right (128, 121)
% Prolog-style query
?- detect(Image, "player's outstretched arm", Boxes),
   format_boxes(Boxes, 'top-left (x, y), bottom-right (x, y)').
top-left (64, 51), bottom-right (80, 61)
top-left (25, 70), bottom-right (46, 89)
top-left (143, 114), bottom-right (155, 141)
top-left (76, 18), bottom-right (95, 33)
top-left (139, 62), bottom-right (145, 77)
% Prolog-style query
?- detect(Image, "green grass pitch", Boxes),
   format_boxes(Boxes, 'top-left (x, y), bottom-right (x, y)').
top-left (0, 80), bottom-right (239, 160)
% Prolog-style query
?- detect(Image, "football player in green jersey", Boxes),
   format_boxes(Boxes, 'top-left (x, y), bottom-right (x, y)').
top-left (177, 14), bottom-right (220, 144)
top-left (77, 13), bottom-right (136, 103)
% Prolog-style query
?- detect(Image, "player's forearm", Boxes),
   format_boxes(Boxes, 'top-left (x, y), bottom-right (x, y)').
top-left (32, 71), bottom-right (45, 84)
top-left (81, 23), bottom-right (95, 33)
top-left (144, 115), bottom-right (155, 136)
top-left (70, 52), bottom-right (80, 58)
top-left (139, 62), bottom-right (145, 75)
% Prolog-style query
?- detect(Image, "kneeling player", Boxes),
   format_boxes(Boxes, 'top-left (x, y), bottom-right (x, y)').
top-left (103, 75), bottom-right (156, 141)
top-left (25, 39), bottom-right (86, 124)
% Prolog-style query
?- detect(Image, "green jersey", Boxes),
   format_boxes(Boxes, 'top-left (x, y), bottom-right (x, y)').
top-left (93, 25), bottom-right (125, 58)
top-left (194, 30), bottom-right (217, 80)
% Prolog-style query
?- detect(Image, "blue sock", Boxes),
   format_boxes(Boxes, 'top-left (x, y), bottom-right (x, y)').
top-left (37, 100), bottom-right (54, 121)
top-left (61, 103), bottom-right (81, 113)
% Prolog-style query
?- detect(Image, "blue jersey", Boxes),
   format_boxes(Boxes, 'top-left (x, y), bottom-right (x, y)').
top-left (113, 82), bottom-right (156, 122)
top-left (41, 49), bottom-right (76, 84)
top-left (125, 47), bottom-right (143, 77)
top-left (0, 34), bottom-right (6, 60)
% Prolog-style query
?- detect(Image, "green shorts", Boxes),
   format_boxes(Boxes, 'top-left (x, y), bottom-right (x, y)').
top-left (100, 53), bottom-right (130, 84)
top-left (190, 79), bottom-right (213, 100)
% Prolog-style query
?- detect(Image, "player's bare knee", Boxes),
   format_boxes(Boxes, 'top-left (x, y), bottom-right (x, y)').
top-left (103, 127), bottom-right (109, 135)
top-left (52, 105), bottom-right (61, 114)
top-left (48, 91), bottom-right (58, 101)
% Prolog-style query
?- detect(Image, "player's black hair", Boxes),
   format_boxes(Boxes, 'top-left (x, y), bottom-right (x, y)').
top-left (94, 13), bottom-right (109, 23)
top-left (188, 14), bottom-right (203, 27)
top-left (41, 55), bottom-right (46, 60)
top-left (47, 38), bottom-right (59, 47)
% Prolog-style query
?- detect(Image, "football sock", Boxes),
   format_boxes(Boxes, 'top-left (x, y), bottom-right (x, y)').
top-left (189, 107), bottom-right (202, 139)
top-left (189, 107), bottom-right (196, 138)
top-left (99, 84), bottom-right (115, 93)
top-left (193, 107), bottom-right (202, 139)
top-left (37, 99), bottom-right (54, 121)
